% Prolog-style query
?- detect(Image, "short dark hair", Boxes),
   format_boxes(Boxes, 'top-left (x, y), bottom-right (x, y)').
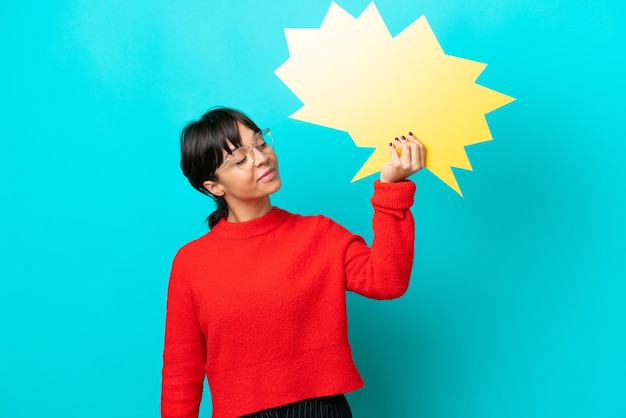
top-left (180, 107), bottom-right (261, 228)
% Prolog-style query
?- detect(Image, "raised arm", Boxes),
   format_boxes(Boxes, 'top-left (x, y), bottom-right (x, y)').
top-left (344, 132), bottom-right (425, 298)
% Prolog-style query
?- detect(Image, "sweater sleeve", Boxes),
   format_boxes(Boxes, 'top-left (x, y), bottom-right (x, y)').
top-left (161, 250), bottom-right (206, 418)
top-left (344, 180), bottom-right (416, 299)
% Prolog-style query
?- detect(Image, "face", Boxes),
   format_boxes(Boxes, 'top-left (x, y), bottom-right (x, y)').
top-left (203, 122), bottom-right (281, 207)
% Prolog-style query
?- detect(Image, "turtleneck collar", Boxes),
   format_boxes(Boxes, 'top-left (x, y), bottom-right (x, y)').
top-left (209, 207), bottom-right (289, 239)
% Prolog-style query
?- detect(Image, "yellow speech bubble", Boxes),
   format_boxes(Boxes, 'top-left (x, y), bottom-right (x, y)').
top-left (275, 2), bottom-right (515, 195)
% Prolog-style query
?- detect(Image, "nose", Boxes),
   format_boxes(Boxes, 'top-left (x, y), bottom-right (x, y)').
top-left (252, 145), bottom-right (269, 166)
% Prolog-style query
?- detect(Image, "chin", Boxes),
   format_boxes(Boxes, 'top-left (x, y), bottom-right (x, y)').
top-left (269, 179), bottom-right (282, 194)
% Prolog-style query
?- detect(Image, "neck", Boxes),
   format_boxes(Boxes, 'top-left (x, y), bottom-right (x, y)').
top-left (226, 197), bottom-right (273, 224)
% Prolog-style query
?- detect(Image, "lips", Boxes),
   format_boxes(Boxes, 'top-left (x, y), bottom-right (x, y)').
top-left (257, 167), bottom-right (276, 182)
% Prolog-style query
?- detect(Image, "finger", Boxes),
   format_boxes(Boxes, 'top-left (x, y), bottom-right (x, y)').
top-left (400, 134), bottom-right (419, 170)
top-left (409, 132), bottom-right (425, 168)
top-left (405, 134), bottom-right (420, 169)
top-left (398, 135), bottom-right (412, 166)
top-left (387, 139), bottom-right (401, 164)
top-left (395, 136), bottom-right (411, 167)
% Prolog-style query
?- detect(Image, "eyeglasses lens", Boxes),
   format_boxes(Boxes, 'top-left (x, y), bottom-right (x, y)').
top-left (228, 129), bottom-right (275, 171)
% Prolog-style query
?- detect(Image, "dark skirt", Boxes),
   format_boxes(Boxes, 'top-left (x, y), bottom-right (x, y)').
top-left (240, 394), bottom-right (352, 418)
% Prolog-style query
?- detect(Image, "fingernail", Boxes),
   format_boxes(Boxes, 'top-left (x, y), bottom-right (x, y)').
top-left (409, 132), bottom-right (413, 136)
top-left (401, 136), bottom-right (406, 140)
top-left (394, 137), bottom-right (399, 141)
top-left (388, 142), bottom-right (393, 147)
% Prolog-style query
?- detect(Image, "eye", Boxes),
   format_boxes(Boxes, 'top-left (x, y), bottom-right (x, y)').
top-left (229, 148), bottom-right (247, 166)
top-left (257, 141), bottom-right (268, 150)
top-left (234, 155), bottom-right (247, 166)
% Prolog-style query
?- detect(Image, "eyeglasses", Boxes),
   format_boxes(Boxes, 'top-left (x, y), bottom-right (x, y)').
top-left (216, 128), bottom-right (275, 172)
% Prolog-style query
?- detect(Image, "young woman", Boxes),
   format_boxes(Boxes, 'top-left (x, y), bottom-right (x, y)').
top-left (161, 107), bottom-right (425, 418)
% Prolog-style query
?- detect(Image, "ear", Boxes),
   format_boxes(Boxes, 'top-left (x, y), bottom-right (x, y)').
top-left (203, 180), bottom-right (225, 197)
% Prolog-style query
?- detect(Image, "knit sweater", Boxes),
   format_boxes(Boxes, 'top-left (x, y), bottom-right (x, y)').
top-left (161, 180), bottom-right (416, 418)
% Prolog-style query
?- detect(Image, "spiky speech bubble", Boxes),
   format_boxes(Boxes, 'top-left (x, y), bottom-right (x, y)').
top-left (275, 2), bottom-right (514, 195)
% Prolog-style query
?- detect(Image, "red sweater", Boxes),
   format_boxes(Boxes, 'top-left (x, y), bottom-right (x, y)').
top-left (161, 180), bottom-right (416, 418)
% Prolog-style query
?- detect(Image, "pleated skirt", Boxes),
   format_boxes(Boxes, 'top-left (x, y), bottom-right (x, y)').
top-left (240, 394), bottom-right (352, 418)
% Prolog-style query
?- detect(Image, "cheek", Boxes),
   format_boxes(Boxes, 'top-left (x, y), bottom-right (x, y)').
top-left (236, 170), bottom-right (259, 189)
top-left (270, 152), bottom-right (279, 166)
top-left (220, 170), bottom-right (250, 188)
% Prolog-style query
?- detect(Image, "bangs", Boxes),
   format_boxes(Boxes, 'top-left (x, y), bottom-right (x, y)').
top-left (218, 119), bottom-right (243, 154)
top-left (201, 108), bottom-right (260, 156)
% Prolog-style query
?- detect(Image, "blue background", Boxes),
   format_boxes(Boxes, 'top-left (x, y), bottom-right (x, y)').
top-left (1, 1), bottom-right (624, 417)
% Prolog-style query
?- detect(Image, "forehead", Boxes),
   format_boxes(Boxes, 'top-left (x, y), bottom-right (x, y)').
top-left (236, 122), bottom-right (255, 138)
top-left (224, 122), bottom-right (257, 152)
top-left (235, 122), bottom-right (259, 145)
